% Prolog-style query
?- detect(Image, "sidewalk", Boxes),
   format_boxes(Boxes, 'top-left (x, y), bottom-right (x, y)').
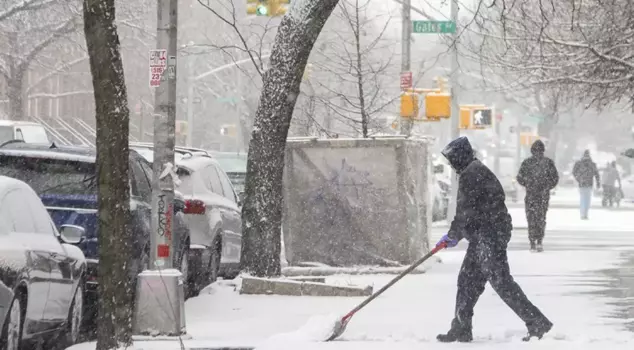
top-left (70, 208), bottom-right (634, 350)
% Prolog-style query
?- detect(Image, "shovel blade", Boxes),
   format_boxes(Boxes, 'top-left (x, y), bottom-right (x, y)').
top-left (325, 318), bottom-right (349, 342)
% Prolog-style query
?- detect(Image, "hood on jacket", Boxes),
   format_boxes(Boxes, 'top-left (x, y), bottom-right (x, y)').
top-left (530, 140), bottom-right (545, 157)
top-left (441, 136), bottom-right (475, 173)
top-left (582, 150), bottom-right (591, 159)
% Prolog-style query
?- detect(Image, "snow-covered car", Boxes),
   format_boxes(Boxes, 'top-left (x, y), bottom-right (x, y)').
top-left (0, 121), bottom-right (51, 147)
top-left (0, 176), bottom-right (86, 349)
top-left (432, 178), bottom-right (450, 221)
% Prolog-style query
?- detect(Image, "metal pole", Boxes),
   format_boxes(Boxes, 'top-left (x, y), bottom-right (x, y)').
top-left (446, 0), bottom-right (460, 223)
top-left (399, 0), bottom-right (413, 136)
top-left (494, 109), bottom-right (501, 175)
top-left (516, 116), bottom-right (522, 174)
top-left (186, 56), bottom-right (194, 147)
top-left (151, 0), bottom-right (178, 270)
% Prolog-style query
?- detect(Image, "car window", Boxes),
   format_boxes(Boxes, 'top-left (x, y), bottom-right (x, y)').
top-left (215, 165), bottom-right (237, 202)
top-left (137, 159), bottom-right (154, 188)
top-left (205, 165), bottom-right (224, 195)
top-left (6, 189), bottom-right (36, 233)
top-left (0, 126), bottom-right (14, 144)
top-left (17, 125), bottom-right (50, 144)
top-left (130, 159), bottom-right (152, 201)
top-left (25, 189), bottom-right (56, 235)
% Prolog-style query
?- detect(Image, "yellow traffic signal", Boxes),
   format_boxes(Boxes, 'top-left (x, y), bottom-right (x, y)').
top-left (424, 93), bottom-right (450, 119)
top-left (400, 94), bottom-right (419, 118)
top-left (246, 0), bottom-right (289, 16)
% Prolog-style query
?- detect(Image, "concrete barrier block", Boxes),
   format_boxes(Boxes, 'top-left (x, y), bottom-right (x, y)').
top-left (239, 277), bottom-right (372, 297)
top-left (287, 276), bottom-right (326, 283)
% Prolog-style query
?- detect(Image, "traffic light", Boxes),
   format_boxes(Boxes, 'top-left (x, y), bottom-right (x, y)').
top-left (246, 0), bottom-right (290, 17)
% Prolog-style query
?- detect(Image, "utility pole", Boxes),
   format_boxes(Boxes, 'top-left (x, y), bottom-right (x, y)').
top-left (446, 0), bottom-right (460, 223)
top-left (186, 55), bottom-right (194, 147)
top-left (134, 0), bottom-right (186, 336)
top-left (400, 0), bottom-right (413, 136)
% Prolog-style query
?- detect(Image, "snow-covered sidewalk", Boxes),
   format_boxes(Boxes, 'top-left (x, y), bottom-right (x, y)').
top-left (70, 208), bottom-right (634, 350)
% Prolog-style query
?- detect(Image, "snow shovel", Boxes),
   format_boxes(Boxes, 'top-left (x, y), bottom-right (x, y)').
top-left (325, 242), bottom-right (448, 341)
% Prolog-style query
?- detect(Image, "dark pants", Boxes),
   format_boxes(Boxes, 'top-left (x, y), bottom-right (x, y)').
top-left (602, 185), bottom-right (616, 207)
top-left (525, 192), bottom-right (549, 246)
top-left (451, 241), bottom-right (549, 330)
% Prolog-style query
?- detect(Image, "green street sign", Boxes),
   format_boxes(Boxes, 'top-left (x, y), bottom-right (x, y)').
top-left (412, 20), bottom-right (456, 34)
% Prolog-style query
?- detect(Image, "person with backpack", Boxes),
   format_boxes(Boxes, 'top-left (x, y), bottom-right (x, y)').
top-left (516, 140), bottom-right (559, 252)
top-left (572, 150), bottom-right (600, 219)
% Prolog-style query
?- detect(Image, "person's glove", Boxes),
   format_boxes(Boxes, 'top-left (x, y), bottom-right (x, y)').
top-left (436, 234), bottom-right (458, 248)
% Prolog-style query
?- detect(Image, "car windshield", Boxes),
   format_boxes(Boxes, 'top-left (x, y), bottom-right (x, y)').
top-left (0, 155), bottom-right (96, 196)
top-left (213, 153), bottom-right (247, 173)
top-left (0, 126), bottom-right (14, 144)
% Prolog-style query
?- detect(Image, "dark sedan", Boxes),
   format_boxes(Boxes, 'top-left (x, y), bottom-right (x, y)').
top-left (0, 176), bottom-right (86, 350)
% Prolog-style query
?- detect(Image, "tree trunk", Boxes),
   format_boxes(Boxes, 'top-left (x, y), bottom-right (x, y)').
top-left (352, 1), bottom-right (368, 138)
top-left (82, 0), bottom-right (133, 349)
top-left (240, 0), bottom-right (340, 277)
top-left (7, 77), bottom-right (25, 121)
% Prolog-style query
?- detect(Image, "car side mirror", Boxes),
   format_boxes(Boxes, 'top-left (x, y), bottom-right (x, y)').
top-left (238, 191), bottom-right (245, 206)
top-left (433, 164), bottom-right (444, 174)
top-left (59, 224), bottom-right (85, 244)
top-left (174, 199), bottom-right (185, 213)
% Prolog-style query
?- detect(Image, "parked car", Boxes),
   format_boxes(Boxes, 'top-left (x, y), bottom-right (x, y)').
top-left (209, 151), bottom-right (247, 198)
top-left (0, 176), bottom-right (86, 350)
top-left (432, 163), bottom-right (450, 221)
top-left (0, 121), bottom-right (51, 147)
top-left (621, 174), bottom-right (634, 202)
top-left (130, 144), bottom-right (242, 295)
top-left (0, 143), bottom-right (190, 325)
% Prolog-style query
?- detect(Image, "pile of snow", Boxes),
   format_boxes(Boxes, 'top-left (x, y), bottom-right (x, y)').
top-left (256, 313), bottom-right (342, 349)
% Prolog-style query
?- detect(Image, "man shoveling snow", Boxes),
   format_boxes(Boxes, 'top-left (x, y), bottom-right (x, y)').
top-left (435, 136), bottom-right (553, 343)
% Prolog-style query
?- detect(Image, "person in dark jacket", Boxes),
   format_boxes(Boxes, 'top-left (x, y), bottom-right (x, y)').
top-left (516, 140), bottom-right (559, 252)
top-left (572, 150), bottom-right (600, 219)
top-left (436, 136), bottom-right (552, 343)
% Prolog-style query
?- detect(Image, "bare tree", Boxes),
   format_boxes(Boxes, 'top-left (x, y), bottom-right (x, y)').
top-left (0, 0), bottom-right (80, 119)
top-left (82, 0), bottom-right (133, 349)
top-left (241, 0), bottom-right (340, 277)
top-left (306, 0), bottom-right (396, 138)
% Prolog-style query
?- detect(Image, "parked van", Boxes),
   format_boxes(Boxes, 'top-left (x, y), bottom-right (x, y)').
top-left (0, 120), bottom-right (51, 146)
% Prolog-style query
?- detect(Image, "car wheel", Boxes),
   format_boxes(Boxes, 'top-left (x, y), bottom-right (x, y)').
top-left (179, 248), bottom-right (189, 296)
top-left (59, 284), bottom-right (84, 347)
top-left (208, 237), bottom-right (222, 284)
top-left (187, 249), bottom-right (204, 298)
top-left (1, 294), bottom-right (23, 350)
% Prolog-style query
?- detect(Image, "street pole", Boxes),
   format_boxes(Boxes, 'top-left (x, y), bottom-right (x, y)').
top-left (399, 0), bottom-right (413, 136)
top-left (494, 109), bottom-right (501, 175)
top-left (134, 0), bottom-right (186, 336)
top-left (445, 0), bottom-right (460, 224)
top-left (516, 116), bottom-right (522, 174)
top-left (186, 56), bottom-right (194, 147)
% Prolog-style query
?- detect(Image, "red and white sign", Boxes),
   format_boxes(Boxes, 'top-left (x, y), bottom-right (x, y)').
top-left (149, 49), bottom-right (167, 88)
top-left (400, 71), bottom-right (412, 91)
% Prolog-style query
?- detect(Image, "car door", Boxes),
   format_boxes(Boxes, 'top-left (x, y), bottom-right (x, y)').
top-left (3, 189), bottom-right (55, 332)
top-left (209, 164), bottom-right (242, 264)
top-left (25, 188), bottom-right (74, 327)
top-left (129, 158), bottom-right (153, 272)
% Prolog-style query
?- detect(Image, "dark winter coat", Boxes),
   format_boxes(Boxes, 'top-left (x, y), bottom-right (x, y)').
top-left (516, 140), bottom-right (559, 194)
top-left (572, 152), bottom-right (600, 188)
top-left (441, 137), bottom-right (513, 244)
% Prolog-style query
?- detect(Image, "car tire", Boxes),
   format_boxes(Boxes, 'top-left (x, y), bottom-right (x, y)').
top-left (1, 294), bottom-right (24, 350)
top-left (60, 284), bottom-right (84, 348)
top-left (187, 249), bottom-right (204, 298)
top-left (177, 246), bottom-right (190, 297)
top-left (208, 236), bottom-right (222, 284)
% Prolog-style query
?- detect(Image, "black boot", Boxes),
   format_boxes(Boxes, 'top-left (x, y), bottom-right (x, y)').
top-left (529, 240), bottom-right (536, 252)
top-left (437, 319), bottom-right (473, 343)
top-left (522, 319), bottom-right (553, 341)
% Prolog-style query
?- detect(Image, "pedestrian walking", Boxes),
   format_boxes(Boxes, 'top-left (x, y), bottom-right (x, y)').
top-left (601, 161), bottom-right (622, 207)
top-left (436, 136), bottom-right (553, 343)
top-left (572, 150), bottom-right (600, 219)
top-left (516, 140), bottom-right (559, 252)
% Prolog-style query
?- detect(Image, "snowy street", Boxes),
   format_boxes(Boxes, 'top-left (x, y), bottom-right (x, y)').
top-left (69, 205), bottom-right (634, 350)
